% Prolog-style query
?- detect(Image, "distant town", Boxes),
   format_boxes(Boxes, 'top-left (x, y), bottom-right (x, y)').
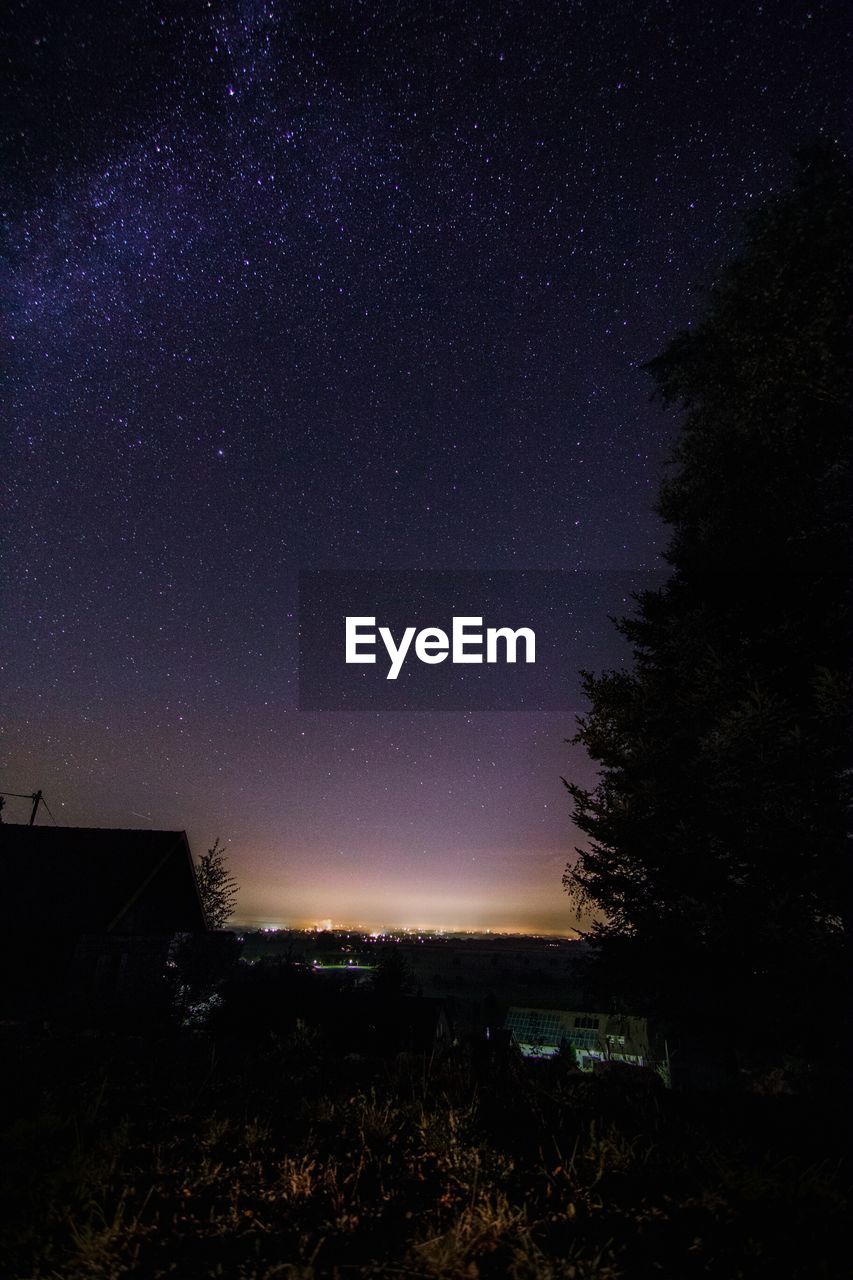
top-left (236, 926), bottom-right (590, 1025)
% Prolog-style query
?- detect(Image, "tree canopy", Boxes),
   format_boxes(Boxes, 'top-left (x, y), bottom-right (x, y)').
top-left (564, 147), bottom-right (851, 1062)
top-left (195, 837), bottom-right (240, 930)
top-left (371, 946), bottom-right (416, 1001)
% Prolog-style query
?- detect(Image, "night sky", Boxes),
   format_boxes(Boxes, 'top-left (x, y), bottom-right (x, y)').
top-left (2, 2), bottom-right (847, 932)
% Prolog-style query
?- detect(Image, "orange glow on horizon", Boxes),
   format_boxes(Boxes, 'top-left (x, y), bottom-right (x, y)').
top-left (234, 916), bottom-right (582, 938)
top-left (228, 857), bottom-right (584, 937)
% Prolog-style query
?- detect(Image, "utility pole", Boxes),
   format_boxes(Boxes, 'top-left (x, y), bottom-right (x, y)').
top-left (0, 789), bottom-right (47, 824)
top-left (29, 790), bottom-right (43, 825)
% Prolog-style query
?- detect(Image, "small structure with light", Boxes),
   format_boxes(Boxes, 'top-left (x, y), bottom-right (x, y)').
top-left (505, 1005), bottom-right (662, 1076)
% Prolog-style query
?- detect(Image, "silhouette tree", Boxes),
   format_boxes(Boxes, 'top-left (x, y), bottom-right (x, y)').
top-left (371, 945), bottom-right (415, 1000)
top-left (195, 837), bottom-right (239, 929)
top-left (563, 147), bottom-right (851, 1063)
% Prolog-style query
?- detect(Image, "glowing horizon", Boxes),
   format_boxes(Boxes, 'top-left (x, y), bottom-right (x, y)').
top-left (223, 833), bottom-right (589, 940)
top-left (233, 914), bottom-right (583, 939)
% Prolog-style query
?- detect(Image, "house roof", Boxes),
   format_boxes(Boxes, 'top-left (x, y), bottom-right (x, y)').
top-left (0, 824), bottom-right (207, 935)
top-left (505, 1006), bottom-right (648, 1046)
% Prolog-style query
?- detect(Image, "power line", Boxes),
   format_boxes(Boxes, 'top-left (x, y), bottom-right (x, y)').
top-left (40, 795), bottom-right (59, 826)
top-left (0, 788), bottom-right (56, 825)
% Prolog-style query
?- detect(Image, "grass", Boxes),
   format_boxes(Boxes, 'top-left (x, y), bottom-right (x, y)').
top-left (0, 1028), bottom-right (848, 1279)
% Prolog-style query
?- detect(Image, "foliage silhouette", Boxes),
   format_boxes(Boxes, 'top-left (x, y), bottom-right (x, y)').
top-left (194, 837), bottom-right (239, 929)
top-left (563, 147), bottom-right (851, 1062)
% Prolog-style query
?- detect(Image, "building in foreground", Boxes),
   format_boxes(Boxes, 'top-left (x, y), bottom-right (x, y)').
top-left (505, 1005), bottom-right (658, 1073)
top-left (0, 824), bottom-right (207, 1018)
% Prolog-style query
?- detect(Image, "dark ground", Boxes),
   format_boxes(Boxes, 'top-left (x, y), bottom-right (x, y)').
top-left (1, 1024), bottom-right (848, 1280)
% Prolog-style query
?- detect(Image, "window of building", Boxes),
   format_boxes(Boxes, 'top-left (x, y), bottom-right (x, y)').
top-left (506, 1010), bottom-right (562, 1045)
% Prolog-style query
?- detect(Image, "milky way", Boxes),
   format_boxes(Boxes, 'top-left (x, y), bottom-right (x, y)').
top-left (2, 2), bottom-right (847, 930)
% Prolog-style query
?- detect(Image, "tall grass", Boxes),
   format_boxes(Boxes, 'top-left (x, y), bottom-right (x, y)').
top-left (0, 1030), bottom-right (847, 1279)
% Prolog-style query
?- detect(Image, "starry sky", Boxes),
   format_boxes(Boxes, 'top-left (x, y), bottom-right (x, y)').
top-left (2, 1), bottom-right (847, 932)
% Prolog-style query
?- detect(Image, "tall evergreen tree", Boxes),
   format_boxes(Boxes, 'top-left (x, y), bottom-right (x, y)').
top-left (563, 148), bottom-right (851, 1063)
